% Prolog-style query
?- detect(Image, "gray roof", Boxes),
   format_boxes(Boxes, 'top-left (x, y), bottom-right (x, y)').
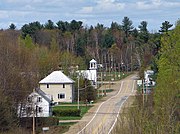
top-left (39, 71), bottom-right (74, 84)
top-left (35, 88), bottom-right (52, 103)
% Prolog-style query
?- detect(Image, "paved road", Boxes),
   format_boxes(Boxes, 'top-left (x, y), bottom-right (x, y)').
top-left (65, 74), bottom-right (137, 134)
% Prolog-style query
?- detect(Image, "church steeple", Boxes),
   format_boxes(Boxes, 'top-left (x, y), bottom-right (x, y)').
top-left (89, 59), bottom-right (97, 70)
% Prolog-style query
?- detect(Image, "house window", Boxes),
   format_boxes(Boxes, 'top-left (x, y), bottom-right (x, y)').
top-left (47, 84), bottom-right (49, 88)
top-left (58, 93), bottom-right (65, 99)
top-left (38, 107), bottom-right (43, 113)
top-left (37, 97), bottom-right (42, 102)
top-left (63, 84), bottom-right (65, 88)
top-left (27, 97), bottom-right (32, 103)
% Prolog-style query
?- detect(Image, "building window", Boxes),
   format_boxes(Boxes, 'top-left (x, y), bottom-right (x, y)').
top-left (38, 107), bottom-right (43, 113)
top-left (37, 97), bottom-right (42, 102)
top-left (58, 93), bottom-right (65, 99)
top-left (63, 84), bottom-right (65, 88)
top-left (47, 84), bottom-right (49, 88)
top-left (27, 97), bottom-right (32, 103)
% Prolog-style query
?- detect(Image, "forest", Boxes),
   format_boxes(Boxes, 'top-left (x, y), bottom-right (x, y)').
top-left (0, 17), bottom-right (179, 133)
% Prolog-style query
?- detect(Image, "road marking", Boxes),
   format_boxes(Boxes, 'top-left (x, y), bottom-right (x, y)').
top-left (108, 80), bottom-right (135, 134)
top-left (77, 81), bottom-right (124, 134)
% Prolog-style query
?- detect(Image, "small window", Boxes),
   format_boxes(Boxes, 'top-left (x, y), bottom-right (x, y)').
top-left (27, 97), bottom-right (32, 103)
top-left (38, 107), bottom-right (43, 113)
top-left (58, 93), bottom-right (65, 99)
top-left (63, 84), bottom-right (65, 88)
top-left (37, 97), bottom-right (42, 102)
top-left (47, 84), bottom-right (49, 88)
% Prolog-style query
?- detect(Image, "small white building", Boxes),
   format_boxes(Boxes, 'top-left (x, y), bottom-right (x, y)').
top-left (39, 71), bottom-right (75, 103)
top-left (144, 70), bottom-right (155, 86)
top-left (78, 59), bottom-right (97, 86)
top-left (19, 88), bottom-right (52, 117)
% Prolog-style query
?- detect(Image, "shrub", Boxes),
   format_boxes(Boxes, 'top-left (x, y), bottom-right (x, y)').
top-left (53, 109), bottom-right (81, 117)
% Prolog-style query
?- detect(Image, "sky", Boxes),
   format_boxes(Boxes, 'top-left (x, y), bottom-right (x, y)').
top-left (0, 0), bottom-right (180, 31)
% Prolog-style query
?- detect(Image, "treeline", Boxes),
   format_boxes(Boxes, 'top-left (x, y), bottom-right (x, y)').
top-left (113, 22), bottom-right (180, 134)
top-left (7, 17), bottom-right (170, 70)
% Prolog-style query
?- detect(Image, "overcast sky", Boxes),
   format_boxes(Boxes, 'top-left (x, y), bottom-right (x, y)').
top-left (0, 0), bottom-right (180, 31)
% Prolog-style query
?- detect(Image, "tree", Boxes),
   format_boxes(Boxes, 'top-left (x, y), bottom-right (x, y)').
top-left (70, 20), bottom-right (83, 32)
top-left (138, 21), bottom-right (149, 43)
top-left (110, 22), bottom-right (121, 30)
top-left (21, 21), bottom-right (43, 38)
top-left (154, 25), bottom-right (180, 133)
top-left (56, 21), bottom-right (70, 32)
top-left (159, 21), bottom-right (173, 33)
top-left (122, 16), bottom-right (134, 37)
top-left (9, 23), bottom-right (16, 30)
top-left (44, 20), bottom-right (55, 30)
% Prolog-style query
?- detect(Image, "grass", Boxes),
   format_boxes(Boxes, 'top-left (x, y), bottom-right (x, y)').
top-left (59, 122), bottom-right (77, 126)
top-left (57, 102), bottom-right (84, 105)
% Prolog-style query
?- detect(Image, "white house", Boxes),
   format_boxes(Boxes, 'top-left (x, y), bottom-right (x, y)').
top-left (39, 71), bottom-right (75, 103)
top-left (78, 59), bottom-right (97, 86)
top-left (19, 88), bottom-right (52, 117)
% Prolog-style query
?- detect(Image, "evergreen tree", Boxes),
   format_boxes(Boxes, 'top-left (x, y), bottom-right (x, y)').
top-left (159, 21), bottom-right (173, 33)
top-left (138, 21), bottom-right (149, 43)
top-left (9, 23), bottom-right (16, 30)
top-left (122, 16), bottom-right (133, 37)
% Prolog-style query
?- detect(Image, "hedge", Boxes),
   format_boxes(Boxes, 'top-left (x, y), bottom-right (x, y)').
top-left (53, 109), bottom-right (81, 117)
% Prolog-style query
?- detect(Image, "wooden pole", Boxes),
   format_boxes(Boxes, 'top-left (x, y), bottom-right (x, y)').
top-left (33, 88), bottom-right (35, 134)
top-left (143, 80), bottom-right (144, 106)
top-left (78, 75), bottom-right (80, 109)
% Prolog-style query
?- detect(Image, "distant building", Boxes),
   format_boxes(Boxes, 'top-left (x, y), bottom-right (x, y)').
top-left (39, 71), bottom-right (75, 103)
top-left (144, 70), bottom-right (156, 86)
top-left (77, 59), bottom-right (97, 86)
top-left (19, 88), bottom-right (52, 117)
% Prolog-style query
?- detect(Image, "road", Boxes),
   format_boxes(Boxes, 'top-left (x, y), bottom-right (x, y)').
top-left (65, 74), bottom-right (137, 134)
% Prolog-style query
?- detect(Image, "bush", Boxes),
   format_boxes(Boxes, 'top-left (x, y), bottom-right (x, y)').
top-left (53, 109), bottom-right (81, 117)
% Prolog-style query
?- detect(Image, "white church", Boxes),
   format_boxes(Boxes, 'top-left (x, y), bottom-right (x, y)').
top-left (78, 59), bottom-right (97, 87)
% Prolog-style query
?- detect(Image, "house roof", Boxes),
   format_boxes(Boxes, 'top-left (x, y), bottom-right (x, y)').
top-left (29, 88), bottom-right (52, 103)
top-left (35, 88), bottom-right (52, 103)
top-left (39, 71), bottom-right (75, 84)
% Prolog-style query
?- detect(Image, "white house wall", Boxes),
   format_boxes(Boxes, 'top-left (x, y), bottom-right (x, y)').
top-left (19, 93), bottom-right (51, 117)
top-left (40, 83), bottom-right (73, 103)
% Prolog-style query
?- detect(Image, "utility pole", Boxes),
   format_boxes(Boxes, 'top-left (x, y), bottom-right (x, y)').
top-left (77, 74), bottom-right (80, 110)
top-left (142, 80), bottom-right (144, 106)
top-left (101, 66), bottom-right (103, 96)
top-left (32, 88), bottom-right (35, 134)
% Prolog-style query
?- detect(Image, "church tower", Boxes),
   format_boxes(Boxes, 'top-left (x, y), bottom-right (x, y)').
top-left (89, 59), bottom-right (97, 85)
